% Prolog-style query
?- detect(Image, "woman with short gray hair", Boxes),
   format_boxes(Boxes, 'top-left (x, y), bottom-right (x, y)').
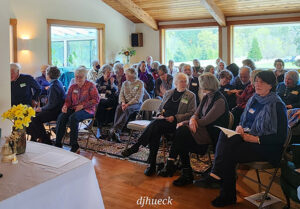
top-left (150, 61), bottom-right (160, 80)
top-left (122, 72), bottom-right (196, 176)
top-left (109, 67), bottom-right (144, 142)
top-left (277, 70), bottom-right (300, 109)
top-left (159, 72), bottom-right (229, 183)
top-left (113, 63), bottom-right (126, 90)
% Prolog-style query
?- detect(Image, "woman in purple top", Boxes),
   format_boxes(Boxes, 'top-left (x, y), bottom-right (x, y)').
top-left (138, 61), bottom-right (154, 97)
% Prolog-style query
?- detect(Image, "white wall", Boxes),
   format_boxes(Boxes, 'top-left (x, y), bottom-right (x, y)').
top-left (10, 0), bottom-right (136, 75)
top-left (0, 0), bottom-right (13, 136)
top-left (131, 23), bottom-right (159, 64)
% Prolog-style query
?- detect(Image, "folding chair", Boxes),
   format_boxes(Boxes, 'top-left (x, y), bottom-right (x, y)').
top-left (124, 99), bottom-right (162, 149)
top-left (238, 127), bottom-right (292, 209)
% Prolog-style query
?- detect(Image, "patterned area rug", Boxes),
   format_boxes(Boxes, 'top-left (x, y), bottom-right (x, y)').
top-left (62, 126), bottom-right (214, 173)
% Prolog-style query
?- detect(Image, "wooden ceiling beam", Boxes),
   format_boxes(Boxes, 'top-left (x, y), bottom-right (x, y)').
top-left (114, 0), bottom-right (158, 30)
top-left (200, 0), bottom-right (226, 26)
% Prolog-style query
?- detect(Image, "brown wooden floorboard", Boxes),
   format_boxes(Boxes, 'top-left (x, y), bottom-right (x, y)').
top-left (79, 150), bottom-right (293, 209)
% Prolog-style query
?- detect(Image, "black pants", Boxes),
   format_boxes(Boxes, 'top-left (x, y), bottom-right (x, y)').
top-left (211, 132), bottom-right (267, 199)
top-left (169, 125), bottom-right (208, 168)
top-left (27, 109), bottom-right (60, 141)
top-left (96, 98), bottom-right (117, 127)
top-left (133, 119), bottom-right (176, 166)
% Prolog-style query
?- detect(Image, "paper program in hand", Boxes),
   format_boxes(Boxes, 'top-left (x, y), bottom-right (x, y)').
top-left (215, 126), bottom-right (240, 138)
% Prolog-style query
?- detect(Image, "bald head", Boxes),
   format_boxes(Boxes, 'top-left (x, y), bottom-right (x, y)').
top-left (239, 66), bottom-right (252, 84)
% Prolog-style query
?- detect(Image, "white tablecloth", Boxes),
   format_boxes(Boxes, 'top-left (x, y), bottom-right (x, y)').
top-left (0, 141), bottom-right (105, 209)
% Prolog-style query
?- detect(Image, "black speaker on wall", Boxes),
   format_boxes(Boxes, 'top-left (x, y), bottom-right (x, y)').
top-left (131, 33), bottom-right (143, 47)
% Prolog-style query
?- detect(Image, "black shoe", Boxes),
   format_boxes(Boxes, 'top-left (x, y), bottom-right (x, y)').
top-left (111, 131), bottom-right (122, 143)
top-left (158, 160), bottom-right (177, 177)
top-left (211, 196), bottom-right (236, 207)
top-left (70, 144), bottom-right (80, 153)
top-left (55, 142), bottom-right (62, 148)
top-left (173, 168), bottom-right (194, 186)
top-left (194, 174), bottom-right (221, 188)
top-left (121, 145), bottom-right (139, 157)
top-left (144, 165), bottom-right (156, 176)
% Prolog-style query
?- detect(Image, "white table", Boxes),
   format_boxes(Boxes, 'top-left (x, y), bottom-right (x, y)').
top-left (0, 141), bottom-right (105, 209)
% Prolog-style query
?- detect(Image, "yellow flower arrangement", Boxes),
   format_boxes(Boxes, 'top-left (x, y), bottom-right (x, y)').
top-left (2, 104), bottom-right (36, 130)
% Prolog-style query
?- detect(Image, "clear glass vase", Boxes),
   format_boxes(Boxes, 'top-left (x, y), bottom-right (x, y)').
top-left (12, 128), bottom-right (26, 155)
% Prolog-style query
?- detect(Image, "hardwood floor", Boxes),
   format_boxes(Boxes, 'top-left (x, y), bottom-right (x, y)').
top-left (80, 151), bottom-right (293, 209)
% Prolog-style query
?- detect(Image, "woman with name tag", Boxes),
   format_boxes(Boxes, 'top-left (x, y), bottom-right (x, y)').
top-left (219, 70), bottom-right (235, 110)
top-left (55, 66), bottom-right (99, 153)
top-left (198, 71), bottom-right (287, 207)
top-left (121, 73), bottom-right (196, 176)
top-left (95, 64), bottom-right (118, 139)
top-left (159, 73), bottom-right (229, 184)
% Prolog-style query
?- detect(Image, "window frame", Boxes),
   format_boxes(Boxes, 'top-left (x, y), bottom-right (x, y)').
top-left (10, 18), bottom-right (18, 63)
top-left (227, 17), bottom-right (300, 67)
top-left (159, 23), bottom-right (222, 65)
top-left (47, 19), bottom-right (105, 66)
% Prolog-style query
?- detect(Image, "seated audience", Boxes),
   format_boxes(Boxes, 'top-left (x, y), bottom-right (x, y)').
top-left (242, 58), bottom-right (256, 71)
top-left (231, 69), bottom-right (261, 128)
top-left (219, 70), bottom-right (236, 110)
top-left (199, 71), bottom-right (287, 207)
top-left (158, 73), bottom-right (229, 181)
top-left (168, 59), bottom-right (179, 76)
top-left (288, 108), bottom-right (300, 144)
top-left (232, 66), bottom-right (251, 90)
top-left (204, 65), bottom-right (215, 75)
top-left (216, 61), bottom-right (226, 75)
top-left (178, 63), bottom-right (186, 73)
top-left (112, 63), bottom-right (126, 91)
top-left (55, 66), bottom-right (99, 152)
top-left (138, 61), bottom-right (155, 96)
top-left (121, 73), bottom-right (196, 176)
top-left (146, 56), bottom-right (153, 72)
top-left (27, 66), bottom-right (65, 144)
top-left (35, 64), bottom-right (50, 95)
top-left (273, 59), bottom-right (287, 83)
top-left (226, 63), bottom-right (239, 79)
top-left (183, 64), bottom-right (200, 105)
top-left (109, 68), bottom-right (144, 142)
top-left (95, 64), bottom-right (118, 138)
top-left (277, 70), bottom-right (300, 109)
top-left (155, 65), bottom-right (173, 98)
top-left (150, 61), bottom-right (160, 80)
top-left (87, 60), bottom-right (101, 83)
top-left (11, 63), bottom-right (41, 107)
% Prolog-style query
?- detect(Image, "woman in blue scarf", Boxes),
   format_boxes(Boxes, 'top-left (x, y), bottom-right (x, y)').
top-left (198, 71), bottom-right (288, 207)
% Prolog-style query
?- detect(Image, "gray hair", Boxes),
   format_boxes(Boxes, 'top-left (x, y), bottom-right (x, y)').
top-left (151, 61), bottom-right (160, 70)
top-left (285, 70), bottom-right (299, 85)
top-left (219, 70), bottom-right (233, 81)
top-left (239, 66), bottom-right (252, 76)
top-left (92, 60), bottom-right (99, 66)
top-left (242, 59), bottom-right (256, 71)
top-left (101, 64), bottom-right (113, 74)
top-left (193, 59), bottom-right (200, 67)
top-left (174, 72), bottom-right (189, 87)
top-left (199, 72), bottom-right (220, 91)
top-left (183, 64), bottom-right (193, 72)
top-left (204, 65), bottom-right (215, 73)
top-left (113, 63), bottom-right (124, 74)
top-left (10, 63), bottom-right (21, 71)
top-left (125, 67), bottom-right (138, 79)
top-left (75, 66), bottom-right (88, 77)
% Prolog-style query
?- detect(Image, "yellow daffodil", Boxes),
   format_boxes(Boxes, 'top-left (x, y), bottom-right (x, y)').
top-left (14, 110), bottom-right (24, 119)
top-left (14, 120), bottom-right (23, 130)
top-left (27, 108), bottom-right (35, 117)
top-left (22, 116), bottom-right (32, 127)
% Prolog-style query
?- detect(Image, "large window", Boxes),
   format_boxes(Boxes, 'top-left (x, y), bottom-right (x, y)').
top-left (164, 27), bottom-right (219, 66)
top-left (233, 23), bottom-right (300, 69)
top-left (51, 26), bottom-right (98, 68)
top-left (47, 19), bottom-right (105, 69)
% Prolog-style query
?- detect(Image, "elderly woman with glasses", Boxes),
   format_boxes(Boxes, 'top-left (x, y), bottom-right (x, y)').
top-left (198, 71), bottom-right (287, 207)
top-left (122, 73), bottom-right (196, 176)
top-left (55, 66), bottom-right (100, 153)
top-left (277, 70), bottom-right (300, 109)
top-left (158, 73), bottom-right (229, 183)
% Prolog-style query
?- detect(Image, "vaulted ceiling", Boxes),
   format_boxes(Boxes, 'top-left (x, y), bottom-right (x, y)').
top-left (102, 0), bottom-right (300, 30)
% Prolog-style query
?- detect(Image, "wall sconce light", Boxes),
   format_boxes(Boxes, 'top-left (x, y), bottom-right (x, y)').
top-left (20, 36), bottom-right (31, 51)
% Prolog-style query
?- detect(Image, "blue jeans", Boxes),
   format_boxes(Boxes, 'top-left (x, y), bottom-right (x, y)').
top-left (55, 109), bottom-right (93, 146)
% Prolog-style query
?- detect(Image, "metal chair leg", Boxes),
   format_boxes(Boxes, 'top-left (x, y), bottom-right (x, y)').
top-left (255, 169), bottom-right (262, 192)
top-left (258, 167), bottom-right (279, 209)
top-left (283, 193), bottom-right (290, 209)
top-left (162, 136), bottom-right (166, 164)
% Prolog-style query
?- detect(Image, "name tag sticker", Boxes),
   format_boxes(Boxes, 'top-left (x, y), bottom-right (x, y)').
top-left (73, 90), bottom-right (79, 94)
top-left (192, 82), bottom-right (197, 86)
top-left (20, 83), bottom-right (26, 88)
top-left (249, 108), bottom-right (255, 114)
top-left (181, 98), bottom-right (188, 104)
top-left (134, 86), bottom-right (139, 90)
top-left (224, 88), bottom-right (230, 91)
top-left (291, 91), bottom-right (299, 95)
